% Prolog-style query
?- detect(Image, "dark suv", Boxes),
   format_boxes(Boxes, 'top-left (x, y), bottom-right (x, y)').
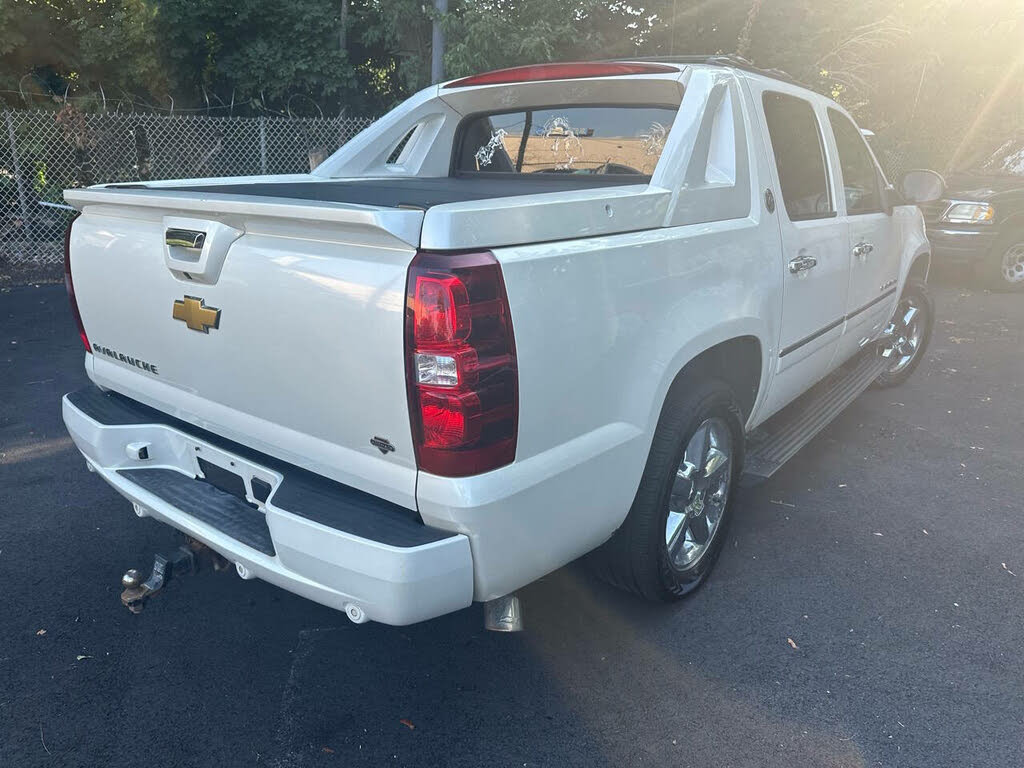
top-left (921, 137), bottom-right (1024, 291)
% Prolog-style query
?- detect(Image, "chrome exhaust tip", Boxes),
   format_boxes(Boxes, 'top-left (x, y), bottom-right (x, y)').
top-left (483, 593), bottom-right (523, 632)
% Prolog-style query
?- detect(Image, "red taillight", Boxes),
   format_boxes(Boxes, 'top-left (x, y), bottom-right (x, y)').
top-left (414, 273), bottom-right (470, 346)
top-left (444, 61), bottom-right (679, 89)
top-left (63, 213), bottom-right (90, 353)
top-left (405, 251), bottom-right (517, 477)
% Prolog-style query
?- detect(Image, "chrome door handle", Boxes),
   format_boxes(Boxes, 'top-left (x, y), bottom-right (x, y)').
top-left (853, 241), bottom-right (874, 261)
top-left (788, 254), bottom-right (818, 274)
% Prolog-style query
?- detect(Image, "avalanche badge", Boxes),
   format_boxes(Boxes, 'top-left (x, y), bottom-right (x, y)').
top-left (172, 296), bottom-right (221, 333)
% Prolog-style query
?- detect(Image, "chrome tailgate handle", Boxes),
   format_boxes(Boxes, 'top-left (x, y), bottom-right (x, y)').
top-left (165, 228), bottom-right (206, 250)
top-left (162, 217), bottom-right (242, 285)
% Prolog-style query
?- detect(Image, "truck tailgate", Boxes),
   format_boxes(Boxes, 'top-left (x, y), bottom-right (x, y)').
top-left (65, 187), bottom-right (423, 509)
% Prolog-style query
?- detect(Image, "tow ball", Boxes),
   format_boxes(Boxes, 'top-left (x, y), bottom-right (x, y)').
top-left (120, 539), bottom-right (229, 614)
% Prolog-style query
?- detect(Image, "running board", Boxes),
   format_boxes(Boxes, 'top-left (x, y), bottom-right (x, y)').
top-left (742, 350), bottom-right (888, 484)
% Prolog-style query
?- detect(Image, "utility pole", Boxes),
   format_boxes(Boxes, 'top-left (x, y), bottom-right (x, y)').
top-left (340, 0), bottom-right (349, 51)
top-left (431, 0), bottom-right (448, 83)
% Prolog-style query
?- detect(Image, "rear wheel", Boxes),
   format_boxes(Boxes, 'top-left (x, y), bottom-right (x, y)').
top-left (981, 231), bottom-right (1024, 292)
top-left (591, 378), bottom-right (744, 601)
top-left (874, 277), bottom-right (934, 388)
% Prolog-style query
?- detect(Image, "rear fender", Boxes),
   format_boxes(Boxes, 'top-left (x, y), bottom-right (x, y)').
top-left (645, 319), bottom-right (772, 437)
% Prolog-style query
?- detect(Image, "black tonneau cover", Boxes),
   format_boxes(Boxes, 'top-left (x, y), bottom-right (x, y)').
top-left (127, 175), bottom-right (646, 210)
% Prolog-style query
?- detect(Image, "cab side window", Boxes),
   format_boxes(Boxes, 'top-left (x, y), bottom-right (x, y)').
top-left (828, 109), bottom-right (882, 214)
top-left (762, 92), bottom-right (834, 221)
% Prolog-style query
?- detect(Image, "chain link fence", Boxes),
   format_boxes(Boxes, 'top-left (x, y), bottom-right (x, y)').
top-left (1, 109), bottom-right (375, 272)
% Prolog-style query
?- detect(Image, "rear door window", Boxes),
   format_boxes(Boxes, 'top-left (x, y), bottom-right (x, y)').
top-left (762, 92), bottom-right (834, 220)
top-left (827, 109), bottom-right (882, 214)
top-left (454, 105), bottom-right (677, 177)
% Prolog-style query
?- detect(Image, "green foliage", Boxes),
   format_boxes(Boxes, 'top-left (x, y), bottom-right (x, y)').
top-left (353, 0), bottom-right (432, 104)
top-left (0, 0), bottom-right (1020, 169)
top-left (155, 0), bottom-right (357, 113)
top-left (443, 0), bottom-right (646, 78)
top-left (0, 0), bottom-right (163, 104)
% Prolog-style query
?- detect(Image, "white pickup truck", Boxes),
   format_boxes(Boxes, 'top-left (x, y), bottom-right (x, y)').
top-left (61, 57), bottom-right (944, 630)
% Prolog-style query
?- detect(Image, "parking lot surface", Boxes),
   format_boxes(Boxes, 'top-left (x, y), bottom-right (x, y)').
top-left (2, 279), bottom-right (1022, 767)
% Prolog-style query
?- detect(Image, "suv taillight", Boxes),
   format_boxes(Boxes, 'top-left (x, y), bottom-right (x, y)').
top-left (63, 213), bottom-right (90, 352)
top-left (405, 251), bottom-right (517, 477)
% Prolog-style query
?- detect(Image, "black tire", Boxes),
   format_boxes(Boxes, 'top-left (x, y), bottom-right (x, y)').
top-left (874, 277), bottom-right (934, 388)
top-left (590, 377), bottom-right (744, 601)
top-left (978, 229), bottom-right (1024, 292)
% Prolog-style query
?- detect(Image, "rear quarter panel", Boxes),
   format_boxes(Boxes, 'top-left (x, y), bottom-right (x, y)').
top-left (415, 67), bottom-right (785, 600)
top-left (416, 212), bottom-right (782, 600)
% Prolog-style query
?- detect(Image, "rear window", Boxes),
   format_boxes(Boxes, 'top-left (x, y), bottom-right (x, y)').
top-left (453, 105), bottom-right (677, 177)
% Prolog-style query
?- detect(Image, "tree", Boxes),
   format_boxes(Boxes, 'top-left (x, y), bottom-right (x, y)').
top-left (0, 0), bottom-right (163, 107)
top-left (443, 0), bottom-right (648, 79)
top-left (155, 0), bottom-right (357, 114)
top-left (0, 0), bottom-right (1019, 175)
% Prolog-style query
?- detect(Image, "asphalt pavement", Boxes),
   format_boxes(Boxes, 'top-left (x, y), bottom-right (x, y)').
top-left (2, 277), bottom-right (1022, 768)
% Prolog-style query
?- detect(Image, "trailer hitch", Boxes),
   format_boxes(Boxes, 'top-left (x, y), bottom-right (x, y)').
top-left (120, 539), bottom-right (229, 614)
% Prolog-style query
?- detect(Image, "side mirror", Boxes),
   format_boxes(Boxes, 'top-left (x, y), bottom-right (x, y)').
top-left (899, 169), bottom-right (946, 204)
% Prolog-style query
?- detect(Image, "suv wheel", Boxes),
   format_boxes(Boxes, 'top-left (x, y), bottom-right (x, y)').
top-left (874, 277), bottom-right (934, 388)
top-left (981, 231), bottom-right (1024, 292)
top-left (590, 378), bottom-right (744, 601)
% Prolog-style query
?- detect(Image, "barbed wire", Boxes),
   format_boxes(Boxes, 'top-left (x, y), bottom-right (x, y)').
top-left (1, 75), bottom-right (343, 118)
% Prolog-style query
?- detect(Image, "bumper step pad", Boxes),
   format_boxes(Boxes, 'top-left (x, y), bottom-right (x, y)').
top-left (119, 468), bottom-right (275, 555)
top-left (68, 387), bottom-right (451, 548)
top-left (743, 349), bottom-right (888, 483)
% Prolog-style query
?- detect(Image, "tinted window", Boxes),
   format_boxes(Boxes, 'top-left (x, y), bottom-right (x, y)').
top-left (977, 137), bottom-right (1024, 177)
top-left (762, 92), bottom-right (833, 220)
top-left (828, 109), bottom-right (882, 214)
top-left (454, 105), bottom-right (677, 177)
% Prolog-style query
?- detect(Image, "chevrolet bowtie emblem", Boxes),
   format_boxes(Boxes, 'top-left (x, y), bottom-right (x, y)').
top-left (172, 296), bottom-right (221, 333)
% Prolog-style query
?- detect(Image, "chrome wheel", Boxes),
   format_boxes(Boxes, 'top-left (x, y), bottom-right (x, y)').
top-left (880, 296), bottom-right (925, 375)
top-left (1001, 242), bottom-right (1024, 285)
top-left (664, 417), bottom-right (733, 570)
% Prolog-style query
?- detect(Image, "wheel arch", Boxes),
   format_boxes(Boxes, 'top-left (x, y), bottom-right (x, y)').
top-left (907, 251), bottom-right (931, 283)
top-left (657, 333), bottom-right (765, 431)
top-left (990, 212), bottom-right (1024, 257)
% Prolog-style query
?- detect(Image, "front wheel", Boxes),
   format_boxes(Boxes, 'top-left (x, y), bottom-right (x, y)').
top-left (590, 378), bottom-right (744, 601)
top-left (874, 277), bottom-right (934, 388)
top-left (980, 231), bottom-right (1024, 292)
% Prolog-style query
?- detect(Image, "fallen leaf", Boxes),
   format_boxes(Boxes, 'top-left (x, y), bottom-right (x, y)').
top-left (35, 629), bottom-right (46, 636)
top-left (787, 637), bottom-right (799, 650)
top-left (322, 747), bottom-right (334, 754)
top-left (400, 719), bottom-right (416, 730)
top-left (76, 655), bottom-right (92, 661)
